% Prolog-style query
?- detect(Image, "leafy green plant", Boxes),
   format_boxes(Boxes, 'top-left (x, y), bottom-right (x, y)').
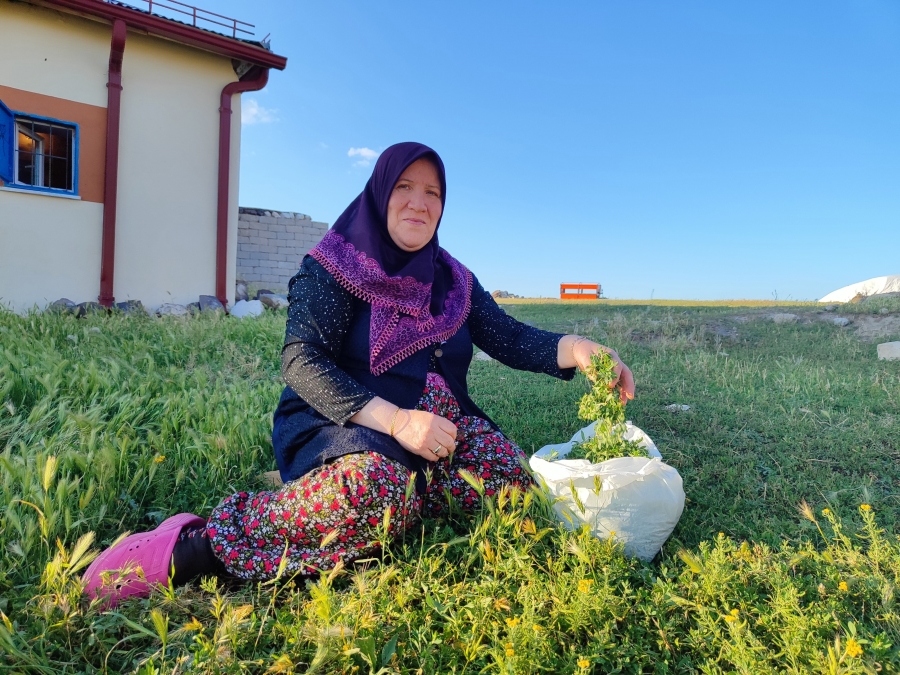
top-left (566, 351), bottom-right (649, 463)
top-left (2, 303), bottom-right (900, 672)
top-left (837, 294), bottom-right (900, 315)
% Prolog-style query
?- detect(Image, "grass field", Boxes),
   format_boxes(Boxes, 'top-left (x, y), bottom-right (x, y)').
top-left (497, 299), bottom-right (821, 307)
top-left (1, 302), bottom-right (899, 673)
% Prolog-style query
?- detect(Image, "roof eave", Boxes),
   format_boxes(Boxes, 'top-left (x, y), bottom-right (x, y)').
top-left (30, 0), bottom-right (287, 70)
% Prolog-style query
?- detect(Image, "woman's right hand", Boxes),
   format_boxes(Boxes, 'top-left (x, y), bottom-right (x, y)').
top-left (393, 409), bottom-right (458, 462)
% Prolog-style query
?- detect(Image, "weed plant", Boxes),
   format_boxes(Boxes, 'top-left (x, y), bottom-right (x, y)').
top-left (1, 304), bottom-right (899, 673)
top-left (565, 351), bottom-right (648, 463)
top-left (839, 296), bottom-right (900, 315)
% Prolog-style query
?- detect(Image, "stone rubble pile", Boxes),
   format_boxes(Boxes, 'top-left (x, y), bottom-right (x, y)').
top-left (45, 281), bottom-right (292, 319)
top-left (199, 295), bottom-right (225, 313)
top-left (157, 303), bottom-right (189, 317)
top-left (235, 280), bottom-right (249, 302)
top-left (231, 299), bottom-right (264, 319)
top-left (771, 313), bottom-right (798, 324)
top-left (877, 342), bottom-right (900, 361)
top-left (259, 293), bottom-right (289, 310)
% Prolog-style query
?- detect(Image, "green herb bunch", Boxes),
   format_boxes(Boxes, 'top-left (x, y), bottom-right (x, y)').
top-left (566, 351), bottom-right (649, 463)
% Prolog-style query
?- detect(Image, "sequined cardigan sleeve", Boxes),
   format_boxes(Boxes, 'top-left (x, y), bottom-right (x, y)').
top-left (282, 258), bottom-right (575, 426)
top-left (281, 257), bottom-right (376, 425)
top-left (467, 276), bottom-right (575, 380)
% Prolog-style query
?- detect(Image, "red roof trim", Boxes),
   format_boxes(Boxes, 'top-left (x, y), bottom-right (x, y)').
top-left (35, 0), bottom-right (287, 69)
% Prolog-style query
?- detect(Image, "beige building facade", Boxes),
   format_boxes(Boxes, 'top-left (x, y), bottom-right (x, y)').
top-left (0, 0), bottom-right (286, 312)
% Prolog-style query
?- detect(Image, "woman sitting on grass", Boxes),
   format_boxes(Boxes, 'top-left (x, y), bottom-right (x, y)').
top-left (84, 142), bottom-right (635, 605)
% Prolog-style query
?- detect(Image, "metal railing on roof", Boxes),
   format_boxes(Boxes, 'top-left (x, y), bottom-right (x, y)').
top-left (111, 0), bottom-right (255, 39)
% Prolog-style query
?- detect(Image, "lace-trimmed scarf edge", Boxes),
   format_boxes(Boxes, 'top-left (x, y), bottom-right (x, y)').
top-left (310, 231), bottom-right (473, 375)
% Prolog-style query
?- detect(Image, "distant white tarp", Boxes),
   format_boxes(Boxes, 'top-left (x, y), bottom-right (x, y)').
top-left (820, 276), bottom-right (900, 303)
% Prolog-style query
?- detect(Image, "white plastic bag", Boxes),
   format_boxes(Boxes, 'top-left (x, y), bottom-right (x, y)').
top-left (529, 422), bottom-right (685, 561)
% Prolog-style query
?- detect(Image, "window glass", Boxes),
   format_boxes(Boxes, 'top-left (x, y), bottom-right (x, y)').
top-left (16, 126), bottom-right (39, 186)
top-left (14, 118), bottom-right (74, 192)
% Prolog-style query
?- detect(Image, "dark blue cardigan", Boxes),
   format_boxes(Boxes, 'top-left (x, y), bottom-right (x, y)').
top-left (273, 256), bottom-right (574, 491)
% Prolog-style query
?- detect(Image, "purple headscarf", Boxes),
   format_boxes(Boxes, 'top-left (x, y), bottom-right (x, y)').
top-left (310, 142), bottom-right (472, 375)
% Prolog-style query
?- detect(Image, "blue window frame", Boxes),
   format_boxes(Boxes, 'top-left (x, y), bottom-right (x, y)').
top-left (0, 99), bottom-right (79, 197)
top-left (0, 100), bottom-right (13, 184)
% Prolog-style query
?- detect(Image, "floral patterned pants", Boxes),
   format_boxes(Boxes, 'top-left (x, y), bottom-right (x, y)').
top-left (206, 373), bottom-right (532, 580)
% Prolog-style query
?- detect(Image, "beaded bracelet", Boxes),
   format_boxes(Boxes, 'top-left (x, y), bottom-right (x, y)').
top-left (389, 407), bottom-right (402, 438)
top-left (570, 336), bottom-right (588, 362)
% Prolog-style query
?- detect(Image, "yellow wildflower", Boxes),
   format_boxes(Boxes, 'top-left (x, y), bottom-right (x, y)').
top-left (845, 637), bottom-right (863, 658)
top-left (724, 615), bottom-right (738, 623)
top-left (505, 617), bottom-right (520, 628)
top-left (577, 658), bottom-right (590, 669)
top-left (730, 608), bottom-right (740, 616)
top-left (532, 623), bottom-right (542, 632)
top-left (718, 532), bottom-right (724, 538)
top-left (860, 504), bottom-right (872, 511)
top-left (154, 455), bottom-right (166, 463)
top-left (505, 643), bottom-right (515, 657)
top-left (839, 581), bottom-right (848, 592)
top-left (822, 508), bottom-right (830, 516)
top-left (578, 579), bottom-right (594, 593)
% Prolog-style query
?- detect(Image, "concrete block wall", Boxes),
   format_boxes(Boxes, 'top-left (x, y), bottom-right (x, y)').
top-left (236, 207), bottom-right (328, 290)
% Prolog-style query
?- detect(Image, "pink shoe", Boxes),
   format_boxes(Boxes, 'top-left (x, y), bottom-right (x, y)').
top-left (83, 513), bottom-right (206, 607)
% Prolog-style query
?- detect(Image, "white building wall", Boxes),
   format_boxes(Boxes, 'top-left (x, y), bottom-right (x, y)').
top-left (0, 193), bottom-right (103, 311)
top-left (0, 0), bottom-right (246, 312)
top-left (114, 32), bottom-right (238, 308)
top-left (0, 0), bottom-right (107, 312)
top-left (0, 0), bottom-right (110, 107)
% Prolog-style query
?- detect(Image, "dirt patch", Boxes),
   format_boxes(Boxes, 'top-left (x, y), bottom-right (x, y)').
top-left (849, 315), bottom-right (900, 341)
top-left (723, 310), bottom-right (900, 340)
top-left (629, 328), bottom-right (662, 343)
top-left (704, 322), bottom-right (739, 339)
top-left (730, 310), bottom-right (805, 324)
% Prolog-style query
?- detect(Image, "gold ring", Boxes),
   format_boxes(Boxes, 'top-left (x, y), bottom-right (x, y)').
top-left (433, 444), bottom-right (444, 454)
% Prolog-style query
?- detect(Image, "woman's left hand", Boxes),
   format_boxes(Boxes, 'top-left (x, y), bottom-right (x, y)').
top-left (561, 336), bottom-right (636, 405)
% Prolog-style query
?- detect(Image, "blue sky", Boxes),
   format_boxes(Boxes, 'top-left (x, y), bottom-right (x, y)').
top-left (213, 0), bottom-right (898, 300)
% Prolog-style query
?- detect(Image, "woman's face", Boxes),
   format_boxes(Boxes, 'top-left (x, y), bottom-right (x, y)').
top-left (386, 158), bottom-right (443, 252)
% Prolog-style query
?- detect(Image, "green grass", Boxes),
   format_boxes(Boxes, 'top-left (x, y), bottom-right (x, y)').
top-left (1, 303), bottom-right (899, 673)
top-left (839, 296), bottom-right (900, 315)
top-left (498, 299), bottom-right (820, 307)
